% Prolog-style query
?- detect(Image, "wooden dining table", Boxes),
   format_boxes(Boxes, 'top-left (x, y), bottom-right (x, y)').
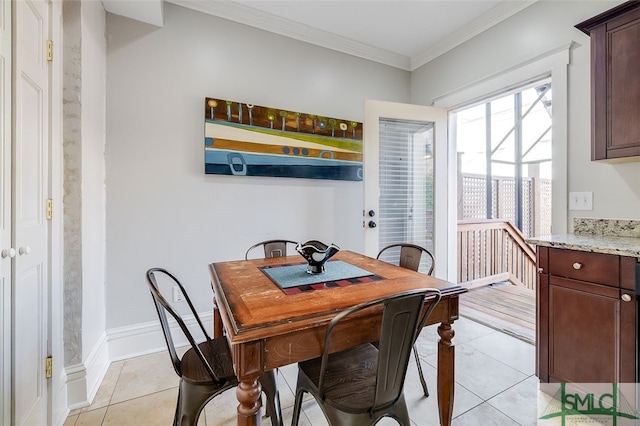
top-left (209, 250), bottom-right (466, 426)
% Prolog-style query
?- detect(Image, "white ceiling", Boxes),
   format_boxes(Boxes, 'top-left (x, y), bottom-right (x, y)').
top-left (102, 0), bottom-right (536, 71)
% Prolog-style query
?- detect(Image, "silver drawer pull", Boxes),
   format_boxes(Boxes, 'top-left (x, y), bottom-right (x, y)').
top-left (622, 294), bottom-right (632, 302)
top-left (572, 262), bottom-right (583, 270)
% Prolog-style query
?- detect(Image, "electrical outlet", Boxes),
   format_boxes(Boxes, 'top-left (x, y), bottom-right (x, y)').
top-left (172, 286), bottom-right (185, 302)
top-left (569, 191), bottom-right (593, 211)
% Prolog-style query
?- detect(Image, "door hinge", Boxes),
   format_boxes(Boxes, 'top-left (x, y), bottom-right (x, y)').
top-left (45, 357), bottom-right (52, 379)
top-left (46, 40), bottom-right (53, 62)
top-left (46, 199), bottom-right (53, 220)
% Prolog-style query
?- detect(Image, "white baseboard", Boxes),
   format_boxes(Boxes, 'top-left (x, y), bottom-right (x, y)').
top-left (62, 312), bottom-right (212, 413)
top-left (52, 368), bottom-right (69, 426)
top-left (106, 312), bottom-right (213, 362)
top-left (65, 332), bottom-right (110, 410)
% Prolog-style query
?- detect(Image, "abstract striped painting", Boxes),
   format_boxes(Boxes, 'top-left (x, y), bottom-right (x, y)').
top-left (204, 97), bottom-right (363, 181)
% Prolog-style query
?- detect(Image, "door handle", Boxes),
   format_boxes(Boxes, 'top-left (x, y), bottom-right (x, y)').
top-left (368, 221), bottom-right (377, 228)
top-left (1, 248), bottom-right (16, 258)
top-left (18, 246), bottom-right (31, 255)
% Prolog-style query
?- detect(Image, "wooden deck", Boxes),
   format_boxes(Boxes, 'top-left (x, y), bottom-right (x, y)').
top-left (459, 281), bottom-right (536, 344)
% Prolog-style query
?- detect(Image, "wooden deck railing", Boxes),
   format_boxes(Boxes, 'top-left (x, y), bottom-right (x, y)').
top-left (457, 219), bottom-right (537, 290)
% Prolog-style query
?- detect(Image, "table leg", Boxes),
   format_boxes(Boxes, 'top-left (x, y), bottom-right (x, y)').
top-left (213, 298), bottom-right (223, 338)
top-left (236, 377), bottom-right (262, 426)
top-left (437, 321), bottom-right (455, 426)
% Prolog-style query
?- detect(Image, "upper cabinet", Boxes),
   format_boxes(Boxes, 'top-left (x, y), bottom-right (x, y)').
top-left (576, 1), bottom-right (640, 162)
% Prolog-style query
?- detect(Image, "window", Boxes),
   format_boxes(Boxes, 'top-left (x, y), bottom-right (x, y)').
top-left (455, 80), bottom-right (552, 237)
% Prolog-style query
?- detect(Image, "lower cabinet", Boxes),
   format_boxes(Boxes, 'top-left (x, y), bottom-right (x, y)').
top-left (536, 246), bottom-right (637, 383)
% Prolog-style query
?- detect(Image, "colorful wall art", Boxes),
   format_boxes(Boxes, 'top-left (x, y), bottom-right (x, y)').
top-left (204, 98), bottom-right (363, 181)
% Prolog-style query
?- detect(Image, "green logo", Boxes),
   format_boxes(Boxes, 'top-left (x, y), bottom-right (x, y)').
top-left (539, 383), bottom-right (639, 425)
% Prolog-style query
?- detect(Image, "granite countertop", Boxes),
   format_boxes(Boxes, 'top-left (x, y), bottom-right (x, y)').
top-left (526, 233), bottom-right (640, 258)
top-left (526, 218), bottom-right (640, 259)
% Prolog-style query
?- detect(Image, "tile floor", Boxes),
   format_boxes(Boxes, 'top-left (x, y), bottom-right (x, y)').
top-left (64, 318), bottom-right (548, 425)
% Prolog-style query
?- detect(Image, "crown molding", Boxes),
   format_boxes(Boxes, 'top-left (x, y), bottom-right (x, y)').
top-left (168, 0), bottom-right (536, 72)
top-left (103, 0), bottom-right (165, 27)
top-left (169, 0), bottom-right (413, 70)
top-left (411, 0), bottom-right (537, 70)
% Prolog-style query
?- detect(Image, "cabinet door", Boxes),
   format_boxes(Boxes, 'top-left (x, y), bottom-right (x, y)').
top-left (548, 276), bottom-right (625, 383)
top-left (592, 6), bottom-right (640, 160)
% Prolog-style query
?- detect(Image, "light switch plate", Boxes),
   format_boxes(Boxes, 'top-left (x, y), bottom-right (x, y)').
top-left (569, 191), bottom-right (593, 210)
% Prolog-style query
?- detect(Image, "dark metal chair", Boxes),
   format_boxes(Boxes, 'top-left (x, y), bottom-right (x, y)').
top-left (376, 243), bottom-right (435, 275)
top-left (376, 243), bottom-right (435, 397)
top-left (146, 268), bottom-right (282, 426)
top-left (245, 239), bottom-right (298, 260)
top-left (291, 288), bottom-right (441, 426)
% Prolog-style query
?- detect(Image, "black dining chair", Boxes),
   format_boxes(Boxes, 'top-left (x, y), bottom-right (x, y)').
top-left (146, 268), bottom-right (282, 426)
top-left (245, 239), bottom-right (298, 260)
top-left (291, 288), bottom-right (442, 426)
top-left (376, 243), bottom-right (435, 397)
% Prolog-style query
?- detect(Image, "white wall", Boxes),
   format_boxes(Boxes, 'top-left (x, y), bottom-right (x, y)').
top-left (104, 3), bottom-right (410, 330)
top-left (104, 0), bottom-right (640, 341)
top-left (411, 1), bottom-right (640, 230)
top-left (80, 0), bottom-right (107, 362)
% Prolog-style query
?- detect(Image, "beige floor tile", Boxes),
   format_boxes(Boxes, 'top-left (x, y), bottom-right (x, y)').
top-left (414, 317), bottom-right (498, 358)
top-left (110, 351), bottom-right (178, 404)
top-left (404, 358), bottom-right (483, 421)
top-left (488, 375), bottom-right (540, 426)
top-left (83, 360), bottom-right (125, 412)
top-left (68, 408), bottom-right (82, 417)
top-left (296, 398), bottom-right (328, 426)
top-left (75, 407), bottom-right (107, 425)
top-left (281, 404), bottom-right (313, 426)
top-left (201, 388), bottom-right (238, 426)
top-left (102, 388), bottom-right (177, 425)
top-left (63, 414), bottom-right (78, 426)
top-left (62, 318), bottom-right (543, 426)
top-left (465, 331), bottom-right (535, 375)
top-left (427, 343), bottom-right (528, 401)
top-left (452, 401), bottom-right (521, 425)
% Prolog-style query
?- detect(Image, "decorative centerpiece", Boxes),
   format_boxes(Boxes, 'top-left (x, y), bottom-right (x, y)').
top-left (296, 240), bottom-right (340, 274)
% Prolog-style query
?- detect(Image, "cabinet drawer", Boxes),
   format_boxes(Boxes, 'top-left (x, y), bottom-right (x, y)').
top-left (547, 248), bottom-right (619, 286)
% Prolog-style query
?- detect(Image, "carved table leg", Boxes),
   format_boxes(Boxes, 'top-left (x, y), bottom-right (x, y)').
top-left (236, 377), bottom-right (262, 426)
top-left (437, 321), bottom-right (455, 426)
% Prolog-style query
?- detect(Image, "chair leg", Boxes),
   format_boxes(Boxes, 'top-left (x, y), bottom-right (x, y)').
top-left (413, 344), bottom-right (429, 397)
top-left (260, 370), bottom-right (282, 426)
top-left (291, 387), bottom-right (306, 426)
top-left (393, 393), bottom-right (412, 426)
top-left (175, 380), bottom-right (219, 426)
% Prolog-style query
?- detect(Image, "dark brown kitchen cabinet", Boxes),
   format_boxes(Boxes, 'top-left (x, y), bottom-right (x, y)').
top-left (536, 247), bottom-right (637, 383)
top-left (576, 1), bottom-right (640, 162)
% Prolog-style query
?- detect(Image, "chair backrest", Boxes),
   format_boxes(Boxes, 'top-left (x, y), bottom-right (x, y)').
top-left (317, 288), bottom-right (441, 410)
top-left (146, 268), bottom-right (220, 382)
top-left (245, 239), bottom-right (298, 260)
top-left (376, 243), bottom-right (435, 275)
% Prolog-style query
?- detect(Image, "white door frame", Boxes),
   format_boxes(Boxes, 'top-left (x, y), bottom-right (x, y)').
top-left (433, 42), bottom-right (571, 235)
top-left (363, 99), bottom-right (455, 281)
top-left (0, 1), bottom-right (13, 424)
top-left (49, 1), bottom-right (66, 424)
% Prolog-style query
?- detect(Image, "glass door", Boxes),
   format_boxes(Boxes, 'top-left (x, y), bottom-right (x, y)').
top-left (363, 100), bottom-right (451, 279)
